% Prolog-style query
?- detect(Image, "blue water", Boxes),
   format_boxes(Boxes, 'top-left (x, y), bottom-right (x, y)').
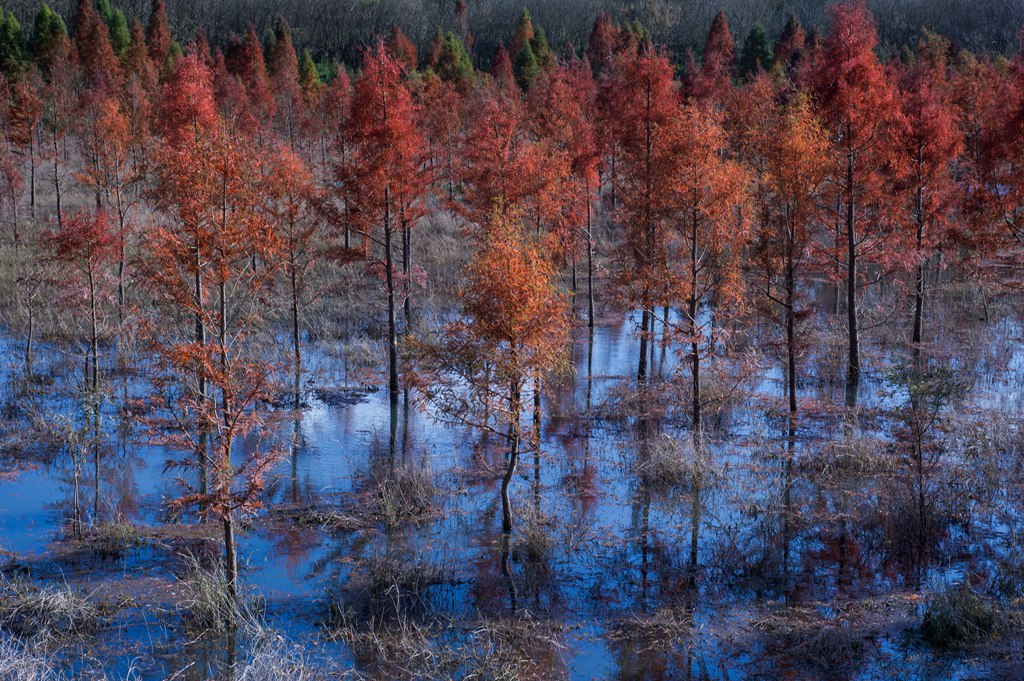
top-left (2, 303), bottom-right (1024, 679)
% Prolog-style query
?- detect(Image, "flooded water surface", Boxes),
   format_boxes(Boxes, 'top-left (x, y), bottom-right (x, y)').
top-left (2, 294), bottom-right (1024, 680)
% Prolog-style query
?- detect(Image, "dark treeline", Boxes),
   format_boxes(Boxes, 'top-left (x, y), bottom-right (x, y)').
top-left (4, 0), bottom-right (1022, 67)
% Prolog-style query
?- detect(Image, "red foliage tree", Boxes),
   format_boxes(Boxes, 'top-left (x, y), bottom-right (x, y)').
top-left (530, 60), bottom-right (601, 325)
top-left (811, 1), bottom-right (902, 389)
top-left (44, 209), bottom-right (118, 395)
top-left (738, 81), bottom-right (829, 416)
top-left (74, 90), bottom-right (140, 320)
top-left (270, 17), bottom-right (303, 147)
top-left (490, 42), bottom-right (515, 90)
top-left (264, 143), bottom-right (322, 401)
top-left (420, 70), bottom-right (462, 202)
top-left (72, 0), bottom-right (122, 92)
top-left (225, 25), bottom-right (275, 133)
top-left (146, 0), bottom-right (172, 70)
top-left (348, 43), bottom-right (429, 402)
top-left (149, 115), bottom-right (283, 602)
top-left (411, 211), bottom-right (569, 533)
top-left (603, 47), bottom-right (681, 382)
top-left (587, 12), bottom-right (618, 77)
top-left (669, 106), bottom-right (749, 439)
top-left (158, 53), bottom-right (218, 146)
top-left (895, 37), bottom-right (963, 355)
top-left (691, 10), bottom-right (735, 103)
top-left (6, 74), bottom-right (40, 226)
top-left (458, 84), bottom-right (548, 228)
top-left (388, 25), bottom-right (418, 73)
top-left (959, 50), bottom-right (1024, 296)
top-left (124, 20), bottom-right (158, 91)
top-left (775, 14), bottom-right (806, 76)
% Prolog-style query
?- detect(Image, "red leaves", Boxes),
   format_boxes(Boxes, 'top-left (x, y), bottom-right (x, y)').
top-left (146, 0), bottom-right (172, 68)
top-left (691, 10), bottom-right (735, 104)
top-left (811, 1), bottom-right (905, 280)
top-left (463, 213), bottom-right (568, 353)
top-left (812, 2), bottom-right (900, 152)
top-left (894, 45), bottom-right (964, 264)
top-left (603, 48), bottom-right (683, 304)
top-left (158, 54), bottom-right (218, 145)
top-left (42, 209), bottom-right (118, 317)
top-left (73, 0), bottom-right (122, 93)
top-left (409, 211), bottom-right (570, 436)
top-left (45, 209), bottom-right (118, 267)
top-left (347, 42), bottom-right (428, 240)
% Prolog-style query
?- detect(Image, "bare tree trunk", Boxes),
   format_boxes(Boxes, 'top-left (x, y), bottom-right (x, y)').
top-left (195, 246), bottom-right (209, 505)
top-left (25, 295), bottom-right (34, 382)
top-left (116, 197), bottom-right (127, 325)
top-left (384, 187), bottom-right (399, 404)
top-left (689, 216), bottom-right (701, 441)
top-left (88, 269), bottom-right (99, 394)
top-left (72, 451), bottom-right (82, 539)
top-left (29, 132), bottom-right (35, 209)
top-left (52, 130), bottom-right (63, 228)
top-left (912, 172), bottom-right (926, 365)
top-left (501, 373), bottom-right (522, 534)
top-left (586, 187), bottom-right (595, 329)
top-left (291, 265), bottom-right (302, 406)
top-left (92, 411), bottom-right (100, 524)
top-left (637, 304), bottom-right (650, 383)
top-left (223, 513), bottom-right (238, 602)
top-left (845, 148), bottom-right (860, 385)
top-left (785, 247), bottom-right (797, 416)
top-left (402, 218), bottom-right (412, 331)
top-left (218, 280), bottom-right (239, 604)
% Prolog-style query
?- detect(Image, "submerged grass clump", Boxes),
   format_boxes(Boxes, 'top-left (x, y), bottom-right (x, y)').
top-left (801, 424), bottom-right (892, 481)
top-left (334, 614), bottom-right (564, 680)
top-left (513, 507), bottom-right (555, 565)
top-left (635, 434), bottom-right (717, 494)
top-left (295, 456), bottom-right (440, 534)
top-left (88, 519), bottom-right (144, 558)
top-left (0, 636), bottom-right (67, 681)
top-left (327, 554), bottom-right (454, 628)
top-left (921, 583), bottom-right (1001, 649)
top-left (369, 460), bottom-right (439, 529)
top-left (233, 630), bottom-right (336, 681)
top-left (176, 554), bottom-right (252, 636)
top-left (0, 577), bottom-right (107, 640)
top-left (753, 604), bottom-right (873, 677)
top-left (609, 607), bottom-right (694, 655)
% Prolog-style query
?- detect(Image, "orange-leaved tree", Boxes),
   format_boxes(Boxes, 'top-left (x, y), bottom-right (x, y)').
top-left (895, 35), bottom-right (963, 357)
top-left (264, 143), bottom-right (322, 404)
top-left (458, 83), bottom-right (545, 226)
top-left (669, 105), bottom-right (749, 441)
top-left (529, 60), bottom-right (601, 325)
top-left (811, 1), bottom-right (902, 389)
top-left (44, 209), bottom-right (119, 527)
top-left (604, 47), bottom-right (682, 383)
top-left (44, 208), bottom-right (118, 397)
top-left (410, 210), bottom-right (569, 533)
top-left (148, 53), bottom-right (283, 603)
top-left (74, 90), bottom-right (140, 321)
top-left (738, 81), bottom-right (829, 416)
top-left (347, 42), bottom-right (428, 403)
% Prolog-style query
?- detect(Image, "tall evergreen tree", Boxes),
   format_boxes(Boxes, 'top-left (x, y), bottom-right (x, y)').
top-left (29, 3), bottom-right (67, 73)
top-left (739, 23), bottom-right (773, 79)
top-left (0, 10), bottom-right (25, 81)
top-left (96, 0), bottom-right (129, 57)
top-left (435, 31), bottom-right (474, 91)
top-left (514, 40), bottom-right (539, 90)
